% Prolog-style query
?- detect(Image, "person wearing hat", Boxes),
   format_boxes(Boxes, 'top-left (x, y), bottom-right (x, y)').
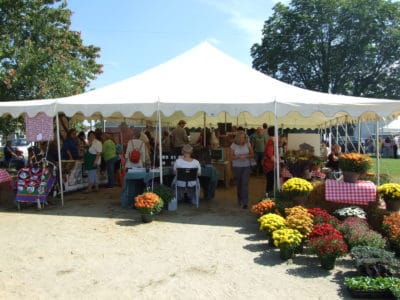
top-left (173, 144), bottom-right (201, 205)
top-left (171, 120), bottom-right (189, 156)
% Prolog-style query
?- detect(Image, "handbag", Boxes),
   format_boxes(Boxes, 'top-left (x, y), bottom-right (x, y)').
top-left (249, 158), bottom-right (257, 167)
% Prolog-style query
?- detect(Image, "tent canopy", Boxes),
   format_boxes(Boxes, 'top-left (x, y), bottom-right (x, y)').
top-left (1, 42), bottom-right (400, 129)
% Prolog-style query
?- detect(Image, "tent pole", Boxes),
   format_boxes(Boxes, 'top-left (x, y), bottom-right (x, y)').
top-left (55, 113), bottom-right (64, 207)
top-left (203, 112), bottom-right (206, 147)
top-left (157, 101), bottom-right (163, 184)
top-left (274, 99), bottom-right (280, 196)
top-left (376, 120), bottom-right (380, 186)
top-left (357, 119), bottom-right (361, 153)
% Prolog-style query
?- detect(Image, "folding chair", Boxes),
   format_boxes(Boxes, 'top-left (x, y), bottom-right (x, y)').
top-left (175, 168), bottom-right (199, 208)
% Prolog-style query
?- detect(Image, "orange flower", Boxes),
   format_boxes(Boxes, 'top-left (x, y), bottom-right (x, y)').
top-left (251, 199), bottom-right (276, 216)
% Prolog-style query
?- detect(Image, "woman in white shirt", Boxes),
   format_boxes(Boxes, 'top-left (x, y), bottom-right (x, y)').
top-left (125, 128), bottom-right (147, 169)
top-left (83, 130), bottom-right (102, 193)
top-left (173, 144), bottom-right (201, 204)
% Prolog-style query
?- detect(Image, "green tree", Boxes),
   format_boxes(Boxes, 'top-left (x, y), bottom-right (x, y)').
top-left (251, 0), bottom-right (400, 99)
top-left (0, 0), bottom-right (102, 101)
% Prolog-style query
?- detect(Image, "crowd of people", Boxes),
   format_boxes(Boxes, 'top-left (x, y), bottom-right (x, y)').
top-left (6, 118), bottom-right (399, 209)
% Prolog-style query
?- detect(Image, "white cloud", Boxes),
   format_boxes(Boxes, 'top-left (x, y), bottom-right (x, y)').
top-left (199, 0), bottom-right (275, 42)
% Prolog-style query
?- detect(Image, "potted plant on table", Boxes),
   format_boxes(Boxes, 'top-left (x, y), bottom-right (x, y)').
top-left (338, 153), bottom-right (372, 183)
top-left (134, 192), bottom-right (164, 223)
top-left (282, 177), bottom-right (314, 205)
top-left (377, 183), bottom-right (400, 212)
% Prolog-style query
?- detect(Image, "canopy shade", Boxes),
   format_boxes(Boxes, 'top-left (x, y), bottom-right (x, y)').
top-left (1, 42), bottom-right (400, 128)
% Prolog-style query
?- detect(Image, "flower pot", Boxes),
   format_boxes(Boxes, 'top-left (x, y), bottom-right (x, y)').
top-left (141, 213), bottom-right (154, 223)
top-left (279, 247), bottom-right (295, 260)
top-left (168, 197), bottom-right (177, 211)
top-left (385, 200), bottom-right (400, 212)
top-left (342, 171), bottom-right (360, 183)
top-left (319, 255), bottom-right (336, 270)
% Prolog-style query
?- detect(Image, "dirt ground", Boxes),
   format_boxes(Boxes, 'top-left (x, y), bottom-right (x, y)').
top-left (0, 176), bottom-right (357, 299)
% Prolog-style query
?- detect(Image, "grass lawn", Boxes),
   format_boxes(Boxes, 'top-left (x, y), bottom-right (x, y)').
top-left (370, 157), bottom-right (400, 183)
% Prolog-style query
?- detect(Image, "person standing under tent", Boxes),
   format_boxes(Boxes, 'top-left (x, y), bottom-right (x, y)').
top-left (171, 120), bottom-right (189, 156)
top-left (102, 133), bottom-right (118, 189)
top-left (61, 128), bottom-right (79, 160)
top-left (251, 127), bottom-right (266, 175)
top-left (229, 130), bottom-right (254, 209)
top-left (263, 126), bottom-right (276, 197)
top-left (83, 130), bottom-right (102, 193)
top-left (125, 128), bottom-right (147, 169)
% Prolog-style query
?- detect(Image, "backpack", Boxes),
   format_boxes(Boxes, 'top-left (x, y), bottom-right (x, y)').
top-left (129, 140), bottom-right (143, 163)
top-left (129, 149), bottom-right (141, 163)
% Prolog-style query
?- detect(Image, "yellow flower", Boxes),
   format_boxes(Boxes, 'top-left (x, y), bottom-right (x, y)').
top-left (258, 213), bottom-right (286, 234)
top-left (378, 183), bottom-right (400, 201)
top-left (282, 177), bottom-right (314, 197)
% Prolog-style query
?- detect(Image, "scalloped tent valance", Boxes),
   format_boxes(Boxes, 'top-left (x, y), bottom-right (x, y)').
top-left (1, 42), bottom-right (400, 128)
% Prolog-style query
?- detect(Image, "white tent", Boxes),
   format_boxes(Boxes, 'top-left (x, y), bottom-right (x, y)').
top-left (1, 42), bottom-right (400, 204)
top-left (1, 42), bottom-right (399, 129)
top-left (54, 42), bottom-right (400, 129)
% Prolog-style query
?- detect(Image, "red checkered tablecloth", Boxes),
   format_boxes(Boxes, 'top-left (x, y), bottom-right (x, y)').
top-left (325, 179), bottom-right (376, 205)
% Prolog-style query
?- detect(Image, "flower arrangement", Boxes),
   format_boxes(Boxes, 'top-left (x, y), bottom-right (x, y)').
top-left (284, 206), bottom-right (314, 237)
top-left (282, 177), bottom-right (314, 197)
top-left (251, 199), bottom-right (276, 216)
top-left (382, 212), bottom-right (400, 255)
top-left (306, 230), bottom-right (348, 259)
top-left (338, 216), bottom-right (387, 249)
top-left (272, 228), bottom-right (303, 250)
top-left (308, 223), bottom-right (342, 239)
top-left (334, 206), bottom-right (367, 219)
top-left (377, 183), bottom-right (400, 201)
top-left (258, 213), bottom-right (286, 235)
top-left (134, 192), bottom-right (164, 215)
top-left (308, 208), bottom-right (341, 227)
top-left (338, 153), bottom-right (371, 174)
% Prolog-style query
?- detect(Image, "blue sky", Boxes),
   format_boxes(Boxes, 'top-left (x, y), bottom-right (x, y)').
top-left (66, 0), bottom-right (287, 90)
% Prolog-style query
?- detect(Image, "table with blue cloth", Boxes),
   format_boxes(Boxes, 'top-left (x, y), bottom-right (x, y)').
top-left (120, 166), bottom-right (219, 208)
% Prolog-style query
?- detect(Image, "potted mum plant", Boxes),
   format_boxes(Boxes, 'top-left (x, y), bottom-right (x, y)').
top-left (272, 228), bottom-right (303, 260)
top-left (377, 183), bottom-right (400, 212)
top-left (258, 213), bottom-right (287, 246)
top-left (306, 223), bottom-right (348, 270)
top-left (282, 177), bottom-right (314, 205)
top-left (383, 212), bottom-right (400, 257)
top-left (338, 153), bottom-right (372, 183)
top-left (251, 198), bottom-right (276, 216)
top-left (134, 192), bottom-right (164, 223)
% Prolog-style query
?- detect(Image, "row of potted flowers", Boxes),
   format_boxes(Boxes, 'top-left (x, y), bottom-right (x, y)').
top-left (252, 198), bottom-right (400, 298)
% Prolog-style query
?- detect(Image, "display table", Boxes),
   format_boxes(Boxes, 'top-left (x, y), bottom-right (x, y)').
top-left (325, 179), bottom-right (376, 205)
top-left (212, 161), bottom-right (232, 188)
top-left (120, 166), bottom-right (219, 208)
